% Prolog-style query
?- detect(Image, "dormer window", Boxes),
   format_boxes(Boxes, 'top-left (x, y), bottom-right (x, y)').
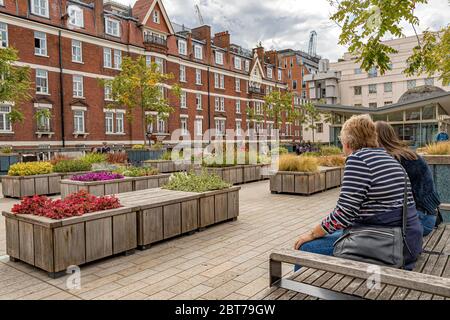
top-left (68, 5), bottom-right (84, 28)
top-left (178, 39), bottom-right (187, 55)
top-left (31, 0), bottom-right (49, 18)
top-left (234, 57), bottom-right (241, 70)
top-left (194, 45), bottom-right (203, 60)
top-left (153, 10), bottom-right (160, 24)
top-left (105, 17), bottom-right (120, 37)
top-left (215, 51), bottom-right (224, 65)
top-left (267, 68), bottom-right (273, 79)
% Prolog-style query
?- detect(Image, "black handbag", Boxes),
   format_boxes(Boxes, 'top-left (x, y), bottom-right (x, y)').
top-left (333, 171), bottom-right (412, 269)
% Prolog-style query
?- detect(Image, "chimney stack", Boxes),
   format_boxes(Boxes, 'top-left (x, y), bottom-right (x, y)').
top-left (253, 44), bottom-right (265, 64)
top-left (213, 31), bottom-right (230, 49)
top-left (85, 0), bottom-right (104, 34)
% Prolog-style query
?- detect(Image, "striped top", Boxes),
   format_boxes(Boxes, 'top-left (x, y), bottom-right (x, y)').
top-left (321, 148), bottom-right (416, 234)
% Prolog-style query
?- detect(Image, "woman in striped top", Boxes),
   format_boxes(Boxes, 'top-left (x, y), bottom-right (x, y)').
top-left (294, 115), bottom-right (423, 270)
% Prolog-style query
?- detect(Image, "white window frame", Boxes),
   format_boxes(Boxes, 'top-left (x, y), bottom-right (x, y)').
top-left (73, 75), bottom-right (84, 98)
top-left (236, 120), bottom-right (242, 136)
top-left (215, 119), bottom-right (225, 135)
top-left (278, 69), bottom-right (282, 81)
top-left (155, 57), bottom-right (164, 73)
top-left (180, 92), bottom-right (187, 109)
top-left (0, 22), bottom-right (8, 48)
top-left (220, 74), bottom-right (225, 89)
top-left (214, 97), bottom-right (220, 111)
top-left (178, 39), bottom-right (187, 55)
top-left (220, 98), bottom-right (225, 112)
top-left (113, 50), bottom-right (122, 69)
top-left (36, 69), bottom-right (49, 94)
top-left (105, 111), bottom-right (114, 134)
top-left (104, 84), bottom-right (113, 101)
top-left (245, 60), bottom-right (250, 72)
top-left (214, 73), bottom-right (219, 88)
top-left (195, 69), bottom-right (202, 85)
top-left (235, 100), bottom-right (241, 114)
top-left (68, 5), bottom-right (84, 28)
top-left (234, 56), bottom-right (242, 70)
top-left (31, 0), bottom-right (49, 18)
top-left (116, 112), bottom-right (124, 134)
top-left (0, 105), bottom-right (12, 133)
top-left (73, 110), bottom-right (85, 134)
top-left (267, 68), bottom-right (273, 79)
top-left (195, 118), bottom-right (203, 136)
top-left (103, 48), bottom-right (112, 68)
top-left (152, 10), bottom-right (160, 24)
top-left (180, 65), bottom-right (186, 82)
top-left (36, 108), bottom-right (51, 132)
top-left (180, 117), bottom-right (188, 136)
top-left (105, 17), bottom-right (120, 37)
top-left (71, 40), bottom-right (82, 63)
top-left (235, 78), bottom-right (240, 92)
top-left (34, 31), bottom-right (47, 56)
top-left (157, 117), bottom-right (166, 133)
top-left (196, 93), bottom-right (202, 110)
top-left (194, 45), bottom-right (203, 60)
top-left (215, 51), bottom-right (224, 65)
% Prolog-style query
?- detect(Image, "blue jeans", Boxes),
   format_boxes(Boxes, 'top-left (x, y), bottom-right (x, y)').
top-left (294, 230), bottom-right (343, 272)
top-left (417, 210), bottom-right (436, 236)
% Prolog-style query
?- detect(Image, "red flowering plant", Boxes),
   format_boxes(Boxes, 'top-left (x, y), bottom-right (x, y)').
top-left (11, 190), bottom-right (122, 220)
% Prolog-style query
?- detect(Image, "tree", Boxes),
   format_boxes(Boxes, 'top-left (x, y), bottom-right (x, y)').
top-left (100, 56), bottom-right (181, 145)
top-left (300, 102), bottom-right (331, 143)
top-left (329, 0), bottom-right (449, 84)
top-left (263, 90), bottom-right (293, 130)
top-left (0, 47), bottom-right (32, 123)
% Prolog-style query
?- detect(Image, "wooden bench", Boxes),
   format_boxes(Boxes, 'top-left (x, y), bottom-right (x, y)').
top-left (263, 224), bottom-right (450, 300)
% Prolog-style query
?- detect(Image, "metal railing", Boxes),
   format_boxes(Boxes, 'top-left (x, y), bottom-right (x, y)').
top-left (144, 34), bottom-right (167, 47)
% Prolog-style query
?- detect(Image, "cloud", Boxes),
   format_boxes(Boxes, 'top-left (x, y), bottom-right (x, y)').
top-left (114, 0), bottom-right (448, 62)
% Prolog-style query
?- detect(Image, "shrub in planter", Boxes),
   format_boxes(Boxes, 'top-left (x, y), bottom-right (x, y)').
top-left (278, 155), bottom-right (318, 172)
top-left (8, 162), bottom-right (53, 176)
top-left (161, 151), bottom-right (173, 161)
top-left (1, 146), bottom-right (13, 154)
top-left (50, 154), bottom-right (73, 165)
top-left (423, 142), bottom-right (450, 155)
top-left (107, 152), bottom-right (128, 164)
top-left (81, 153), bottom-right (108, 165)
top-left (114, 166), bottom-right (159, 177)
top-left (71, 171), bottom-right (124, 182)
top-left (271, 147), bottom-right (289, 155)
top-left (163, 171), bottom-right (231, 193)
top-left (53, 159), bottom-right (92, 173)
top-left (317, 155), bottom-right (346, 167)
top-left (151, 142), bottom-right (164, 151)
top-left (11, 190), bottom-right (121, 220)
top-left (132, 144), bottom-right (146, 150)
top-left (320, 146), bottom-right (343, 156)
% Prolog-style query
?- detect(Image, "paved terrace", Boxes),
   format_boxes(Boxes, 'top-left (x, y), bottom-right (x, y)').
top-left (0, 181), bottom-right (339, 300)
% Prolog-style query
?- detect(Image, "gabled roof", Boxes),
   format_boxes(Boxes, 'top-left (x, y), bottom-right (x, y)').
top-left (132, 0), bottom-right (174, 35)
top-left (249, 52), bottom-right (265, 80)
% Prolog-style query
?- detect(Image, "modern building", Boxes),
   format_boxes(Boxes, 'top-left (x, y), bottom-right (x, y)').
top-left (304, 35), bottom-right (450, 146)
top-left (0, 0), bottom-right (295, 149)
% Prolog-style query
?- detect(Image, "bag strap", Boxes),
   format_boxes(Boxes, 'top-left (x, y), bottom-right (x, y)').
top-left (401, 169), bottom-right (413, 267)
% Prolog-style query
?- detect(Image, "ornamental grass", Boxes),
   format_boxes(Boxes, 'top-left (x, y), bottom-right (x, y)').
top-left (317, 155), bottom-right (346, 167)
top-left (278, 155), bottom-right (319, 173)
top-left (423, 142), bottom-right (450, 155)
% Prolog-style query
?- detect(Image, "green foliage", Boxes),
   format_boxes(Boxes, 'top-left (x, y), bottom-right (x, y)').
top-left (328, 0), bottom-right (448, 82)
top-left (8, 162), bottom-right (53, 176)
top-left (0, 47), bottom-right (32, 124)
top-left (132, 144), bottom-right (147, 150)
top-left (161, 151), bottom-right (172, 160)
top-left (114, 166), bottom-right (159, 177)
top-left (53, 160), bottom-right (92, 173)
top-left (271, 147), bottom-right (289, 155)
top-left (163, 171), bottom-right (231, 193)
top-left (263, 90), bottom-right (294, 129)
top-left (320, 146), bottom-right (343, 156)
top-left (81, 153), bottom-right (107, 165)
top-left (151, 142), bottom-right (164, 151)
top-left (0, 146), bottom-right (13, 154)
top-left (301, 102), bottom-right (331, 143)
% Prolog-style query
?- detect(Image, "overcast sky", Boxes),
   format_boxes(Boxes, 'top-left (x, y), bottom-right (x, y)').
top-left (115, 0), bottom-right (449, 62)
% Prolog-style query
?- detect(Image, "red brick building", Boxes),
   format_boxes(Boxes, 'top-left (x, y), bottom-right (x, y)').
top-left (0, 0), bottom-right (299, 148)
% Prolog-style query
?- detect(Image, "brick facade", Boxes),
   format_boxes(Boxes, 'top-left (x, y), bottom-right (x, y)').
top-left (0, 0), bottom-right (298, 148)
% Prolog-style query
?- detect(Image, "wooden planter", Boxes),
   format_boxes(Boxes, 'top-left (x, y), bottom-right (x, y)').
top-left (270, 167), bottom-right (343, 195)
top-left (60, 174), bottom-right (171, 198)
top-left (126, 149), bottom-right (165, 165)
top-left (144, 160), bottom-right (191, 173)
top-left (201, 164), bottom-right (270, 185)
top-left (2, 207), bottom-right (138, 277)
top-left (1, 171), bottom-right (91, 198)
top-left (423, 155), bottom-right (450, 221)
top-left (117, 187), bottom-right (240, 250)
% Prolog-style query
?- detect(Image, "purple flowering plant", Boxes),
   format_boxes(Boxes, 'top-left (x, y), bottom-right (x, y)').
top-left (71, 172), bottom-right (124, 182)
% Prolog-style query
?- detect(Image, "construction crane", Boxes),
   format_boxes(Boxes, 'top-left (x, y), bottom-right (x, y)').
top-left (308, 31), bottom-right (317, 57)
top-left (194, 4), bottom-right (204, 25)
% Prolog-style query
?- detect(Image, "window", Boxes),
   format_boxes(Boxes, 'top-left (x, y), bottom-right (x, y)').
top-left (278, 69), bottom-right (282, 81)
top-left (195, 69), bottom-right (202, 85)
top-left (244, 60), bottom-right (250, 72)
top-left (368, 67), bottom-right (378, 78)
top-left (105, 17), bottom-right (120, 37)
top-left (236, 120), bottom-right (242, 136)
top-left (155, 57), bottom-right (164, 73)
top-left (103, 48), bottom-right (112, 68)
top-left (407, 80), bottom-right (416, 89)
top-left (34, 31), bottom-right (47, 56)
top-left (71, 40), bottom-right (82, 62)
top-left (180, 65), bottom-right (186, 82)
top-left (354, 68), bottom-right (362, 74)
top-left (214, 98), bottom-right (225, 112)
top-left (215, 51), bottom-right (224, 65)
top-left (267, 68), bottom-right (273, 79)
top-left (105, 112), bottom-right (114, 134)
top-left (196, 94), bottom-right (202, 110)
top-left (235, 100), bottom-right (241, 114)
top-left (369, 84), bottom-right (377, 94)
top-left (0, 23), bottom-right (8, 48)
top-left (194, 45), bottom-right (203, 60)
top-left (113, 50), bottom-right (122, 69)
top-left (384, 82), bottom-right (393, 93)
top-left (293, 80), bottom-right (297, 90)
top-left (180, 92), bottom-right (187, 109)
top-left (0, 105), bottom-right (12, 132)
top-left (180, 117), bottom-right (188, 135)
top-left (425, 78), bottom-right (434, 86)
top-left (215, 119), bottom-right (225, 135)
top-left (369, 103), bottom-right (377, 108)
top-left (255, 102), bottom-right (262, 115)
top-left (317, 123), bottom-right (323, 133)
top-left (104, 84), bottom-right (113, 101)
top-left (74, 110), bottom-right (85, 133)
top-left (195, 118), bottom-right (202, 136)
top-left (73, 75), bottom-right (83, 98)
top-left (68, 5), bottom-right (83, 27)
top-left (384, 101), bottom-right (393, 105)
top-left (235, 78), bottom-right (240, 92)
top-left (354, 86), bottom-right (362, 95)
top-left (31, 0), bottom-right (49, 18)
top-left (36, 69), bottom-right (48, 94)
top-left (178, 40), bottom-right (187, 55)
top-left (214, 73), bottom-right (219, 88)
top-left (116, 113), bottom-right (124, 133)
top-left (36, 109), bottom-right (50, 132)
top-left (288, 70), bottom-right (292, 79)
top-left (220, 75), bottom-right (225, 89)
top-left (152, 10), bottom-right (160, 24)
top-left (157, 117), bottom-right (165, 133)
top-left (234, 57), bottom-right (241, 70)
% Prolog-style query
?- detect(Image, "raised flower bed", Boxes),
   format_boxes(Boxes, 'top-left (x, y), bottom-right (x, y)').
top-left (3, 191), bottom-right (137, 277)
top-left (200, 164), bottom-right (270, 185)
top-left (60, 170), bottom-right (171, 198)
top-left (144, 159), bottom-right (192, 173)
